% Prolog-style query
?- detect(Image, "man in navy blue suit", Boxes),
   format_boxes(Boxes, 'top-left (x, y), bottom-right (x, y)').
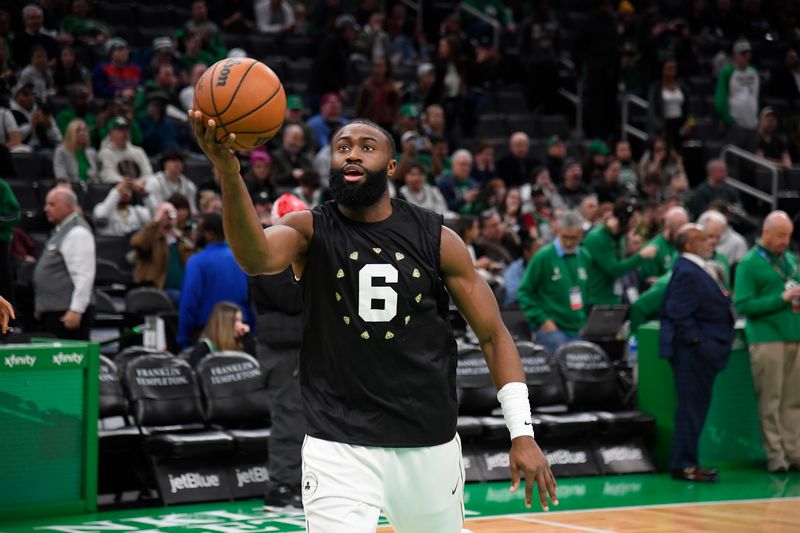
top-left (660, 224), bottom-right (735, 482)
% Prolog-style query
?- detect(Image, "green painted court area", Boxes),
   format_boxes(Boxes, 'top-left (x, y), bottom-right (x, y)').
top-left (2, 466), bottom-right (798, 533)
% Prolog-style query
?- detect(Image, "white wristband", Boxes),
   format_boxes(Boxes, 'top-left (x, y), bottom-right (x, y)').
top-left (497, 382), bottom-right (535, 440)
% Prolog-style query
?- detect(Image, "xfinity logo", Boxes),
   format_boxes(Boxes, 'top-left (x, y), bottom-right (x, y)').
top-left (168, 472), bottom-right (220, 493)
top-left (52, 352), bottom-right (83, 366)
top-left (235, 467), bottom-right (268, 488)
top-left (546, 449), bottom-right (588, 465)
top-left (600, 446), bottom-right (644, 464)
top-left (4, 354), bottom-right (36, 368)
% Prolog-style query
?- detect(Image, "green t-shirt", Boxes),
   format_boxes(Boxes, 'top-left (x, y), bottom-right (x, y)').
top-left (163, 242), bottom-right (184, 290)
top-left (639, 233), bottom-right (676, 280)
top-left (583, 225), bottom-right (644, 307)
top-left (75, 149), bottom-right (90, 182)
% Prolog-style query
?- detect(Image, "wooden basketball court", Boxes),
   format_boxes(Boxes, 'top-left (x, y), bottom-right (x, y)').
top-left (378, 498), bottom-right (800, 532)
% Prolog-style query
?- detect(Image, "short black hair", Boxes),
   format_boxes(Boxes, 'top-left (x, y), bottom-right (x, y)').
top-left (167, 192), bottom-right (190, 211)
top-left (199, 213), bottom-right (224, 240)
top-left (160, 149), bottom-right (185, 168)
top-left (406, 161), bottom-right (425, 174)
top-left (331, 119), bottom-right (396, 157)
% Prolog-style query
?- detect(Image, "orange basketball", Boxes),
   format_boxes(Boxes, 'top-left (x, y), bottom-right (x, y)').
top-left (193, 57), bottom-right (286, 150)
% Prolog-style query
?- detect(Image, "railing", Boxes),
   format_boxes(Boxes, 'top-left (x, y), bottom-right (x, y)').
top-left (621, 94), bottom-right (649, 142)
top-left (720, 144), bottom-right (779, 209)
top-left (557, 56), bottom-right (582, 139)
top-left (458, 2), bottom-right (501, 50)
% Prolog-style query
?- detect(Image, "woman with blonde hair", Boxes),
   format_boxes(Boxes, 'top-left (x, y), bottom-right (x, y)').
top-left (53, 118), bottom-right (98, 183)
top-left (187, 301), bottom-right (253, 366)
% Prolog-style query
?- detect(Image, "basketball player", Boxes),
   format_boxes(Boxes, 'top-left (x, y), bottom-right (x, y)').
top-left (190, 111), bottom-right (557, 531)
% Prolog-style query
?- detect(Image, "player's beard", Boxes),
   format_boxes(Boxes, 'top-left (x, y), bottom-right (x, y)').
top-left (329, 165), bottom-right (389, 208)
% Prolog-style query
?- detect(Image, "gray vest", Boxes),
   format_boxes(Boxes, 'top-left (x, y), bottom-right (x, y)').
top-left (34, 214), bottom-right (95, 313)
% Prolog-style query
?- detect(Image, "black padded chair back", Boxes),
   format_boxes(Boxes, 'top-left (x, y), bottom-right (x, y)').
top-left (114, 345), bottom-right (171, 376)
top-left (125, 287), bottom-right (175, 315)
top-left (501, 309), bottom-right (532, 341)
top-left (99, 355), bottom-right (128, 418)
top-left (124, 354), bottom-right (204, 427)
top-left (94, 289), bottom-right (117, 314)
top-left (196, 351), bottom-right (270, 425)
top-left (456, 344), bottom-right (498, 415)
top-left (517, 341), bottom-right (567, 408)
top-left (555, 341), bottom-right (620, 410)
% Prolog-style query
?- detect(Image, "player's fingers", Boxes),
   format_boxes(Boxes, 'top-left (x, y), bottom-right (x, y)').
top-left (546, 469), bottom-right (558, 506)
top-left (190, 110), bottom-right (204, 140)
top-left (509, 463), bottom-right (520, 493)
top-left (204, 118), bottom-right (217, 147)
top-left (221, 133), bottom-right (237, 150)
top-left (524, 470), bottom-right (535, 509)
top-left (536, 471), bottom-right (549, 511)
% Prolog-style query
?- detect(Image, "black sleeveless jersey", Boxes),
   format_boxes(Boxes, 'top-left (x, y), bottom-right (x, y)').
top-left (299, 199), bottom-right (458, 447)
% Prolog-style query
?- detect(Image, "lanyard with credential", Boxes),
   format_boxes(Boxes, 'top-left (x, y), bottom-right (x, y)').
top-left (757, 246), bottom-right (798, 284)
top-left (557, 252), bottom-right (584, 310)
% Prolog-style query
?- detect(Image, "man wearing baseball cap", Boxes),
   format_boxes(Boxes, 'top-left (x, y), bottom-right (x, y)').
top-left (92, 37), bottom-right (142, 97)
top-left (756, 106), bottom-right (792, 169)
top-left (715, 38), bottom-right (760, 151)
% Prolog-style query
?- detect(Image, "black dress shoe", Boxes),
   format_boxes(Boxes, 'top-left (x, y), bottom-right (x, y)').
top-left (789, 463), bottom-right (800, 472)
top-left (671, 466), bottom-right (718, 482)
top-left (768, 464), bottom-right (789, 473)
top-left (699, 467), bottom-right (718, 477)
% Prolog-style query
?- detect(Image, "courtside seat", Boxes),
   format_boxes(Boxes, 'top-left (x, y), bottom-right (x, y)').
top-left (196, 351), bottom-right (272, 455)
top-left (516, 341), bottom-right (568, 412)
top-left (456, 344), bottom-right (498, 415)
top-left (114, 346), bottom-right (172, 377)
top-left (537, 412), bottom-right (600, 441)
top-left (124, 355), bottom-right (234, 460)
top-left (555, 341), bottom-right (621, 411)
top-left (479, 415), bottom-right (544, 443)
top-left (592, 410), bottom-right (656, 441)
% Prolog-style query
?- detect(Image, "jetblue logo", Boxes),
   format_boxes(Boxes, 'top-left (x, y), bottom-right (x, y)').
top-left (168, 472), bottom-right (220, 493)
top-left (216, 59), bottom-right (243, 87)
top-left (4, 354), bottom-right (36, 368)
top-left (235, 467), bottom-right (268, 488)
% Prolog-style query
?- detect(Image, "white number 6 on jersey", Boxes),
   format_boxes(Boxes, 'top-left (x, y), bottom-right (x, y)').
top-left (358, 264), bottom-right (398, 322)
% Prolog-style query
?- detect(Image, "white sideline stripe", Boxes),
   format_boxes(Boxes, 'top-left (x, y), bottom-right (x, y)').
top-left (510, 515), bottom-right (615, 533)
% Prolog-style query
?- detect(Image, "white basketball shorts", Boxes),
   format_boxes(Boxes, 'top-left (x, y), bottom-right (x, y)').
top-left (300, 433), bottom-right (465, 533)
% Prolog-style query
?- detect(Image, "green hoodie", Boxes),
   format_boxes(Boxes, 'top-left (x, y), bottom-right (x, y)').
top-left (518, 241), bottom-right (592, 335)
top-left (639, 233), bottom-right (676, 280)
top-left (582, 224), bottom-right (644, 307)
top-left (734, 245), bottom-right (800, 344)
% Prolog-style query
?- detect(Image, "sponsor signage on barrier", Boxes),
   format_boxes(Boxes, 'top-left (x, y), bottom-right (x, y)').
top-left (541, 443), bottom-right (600, 477)
top-left (2, 349), bottom-right (89, 370)
top-left (230, 463), bottom-right (270, 499)
top-left (154, 463), bottom-right (231, 505)
top-left (594, 438), bottom-right (655, 475)
top-left (462, 453), bottom-right (483, 483)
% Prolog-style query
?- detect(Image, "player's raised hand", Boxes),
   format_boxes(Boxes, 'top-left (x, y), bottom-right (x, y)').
top-left (509, 436), bottom-right (558, 511)
top-left (189, 110), bottom-right (241, 177)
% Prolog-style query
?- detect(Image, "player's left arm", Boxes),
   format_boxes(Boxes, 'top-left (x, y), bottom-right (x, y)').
top-left (440, 226), bottom-right (557, 511)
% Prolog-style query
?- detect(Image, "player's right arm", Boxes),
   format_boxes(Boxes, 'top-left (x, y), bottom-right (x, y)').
top-left (190, 111), bottom-right (311, 276)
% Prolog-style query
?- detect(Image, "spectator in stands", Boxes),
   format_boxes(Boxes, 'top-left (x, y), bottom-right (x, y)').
top-left (518, 210), bottom-right (590, 354)
top-left (145, 150), bottom-right (197, 214)
top-left (13, 4), bottom-right (57, 69)
top-left (502, 187), bottom-right (535, 238)
top-left (545, 135), bottom-right (566, 185)
top-left (666, 172), bottom-right (691, 204)
top-left (437, 149), bottom-right (479, 214)
top-left (307, 92), bottom-right (347, 150)
top-left (269, 95), bottom-right (316, 159)
top-left (167, 193), bottom-right (192, 234)
top-left (131, 201), bottom-right (195, 305)
top-left (578, 195), bottom-right (600, 232)
top-left (638, 136), bottom-right (685, 182)
top-left (647, 58), bottom-right (692, 150)
top-left (789, 118), bottom-right (800, 164)
top-left (0, 178), bottom-right (18, 299)
top-left (187, 301), bottom-right (254, 366)
top-left (60, 0), bottom-right (109, 47)
top-left (134, 64), bottom-right (181, 120)
top-left (18, 46), bottom-right (54, 102)
top-left (526, 185), bottom-right (555, 244)
top-left (458, 215), bottom-right (504, 285)
top-left (470, 139), bottom-right (498, 186)
top-left (179, 63), bottom-right (207, 112)
top-left (53, 119), bottom-right (97, 183)
top-left (10, 81), bottom-right (60, 151)
top-left (393, 130), bottom-right (441, 185)
top-left (139, 92), bottom-right (189, 155)
top-left (220, 0), bottom-right (256, 33)
top-left (734, 211), bottom-right (800, 473)
top-left (431, 35), bottom-right (466, 138)
top-left (355, 58), bottom-right (400, 132)
top-left (402, 62), bottom-right (436, 111)
top-left (400, 162), bottom-right (449, 215)
top-left (715, 39), bottom-right (760, 151)
top-left (769, 48), bottom-right (800, 104)
top-left (354, 11), bottom-right (392, 63)
top-left (700, 207), bottom-right (748, 267)
top-left (179, 31), bottom-right (216, 74)
top-left (178, 213), bottom-right (253, 348)
top-left (639, 206), bottom-right (690, 283)
top-left (592, 160), bottom-right (625, 204)
top-left (92, 38), bottom-right (141, 98)
top-left (583, 198), bottom-right (657, 307)
top-left (502, 234), bottom-right (539, 309)
top-left (0, 103), bottom-right (23, 153)
top-left (309, 15), bottom-right (358, 108)
top-left (255, 0), bottom-right (295, 35)
top-left (661, 223), bottom-right (734, 482)
top-left (557, 159), bottom-right (591, 208)
top-left (420, 104), bottom-right (450, 147)
top-left (519, 1), bottom-right (560, 112)
top-left (582, 140), bottom-right (609, 183)
top-left (148, 36), bottom-right (185, 83)
top-left (756, 107), bottom-right (792, 169)
top-left (478, 209), bottom-right (519, 263)
top-left (0, 37), bottom-right (14, 97)
top-left (271, 124), bottom-right (314, 188)
top-left (33, 187), bottom-right (95, 340)
top-left (244, 150), bottom-right (276, 203)
top-left (53, 47), bottom-right (91, 99)
top-left (615, 140), bottom-right (639, 191)
top-left (527, 167), bottom-right (563, 212)
top-left (176, 0), bottom-right (226, 62)
top-left (497, 132), bottom-right (538, 188)
top-left (697, 212), bottom-right (732, 287)
top-left (291, 170), bottom-right (328, 208)
top-left (56, 84), bottom-right (94, 136)
top-left (98, 117), bottom-right (152, 184)
top-left (92, 179), bottom-right (151, 237)
top-left (687, 160), bottom-right (741, 219)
